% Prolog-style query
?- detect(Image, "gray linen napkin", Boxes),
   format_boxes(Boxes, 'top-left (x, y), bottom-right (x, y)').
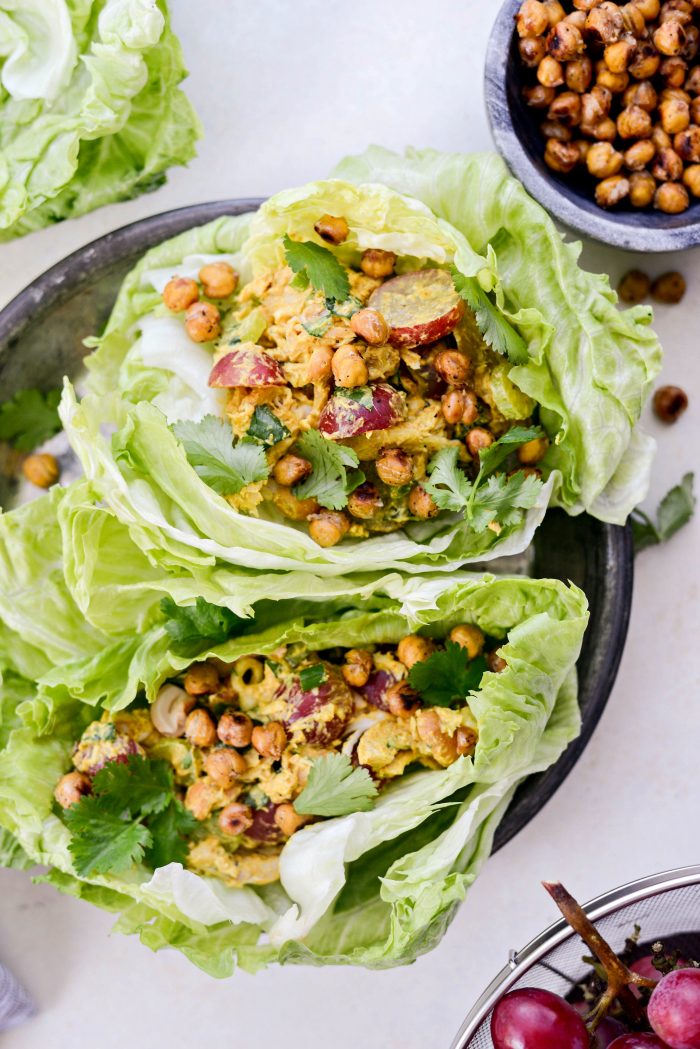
top-left (0, 963), bottom-right (34, 1031)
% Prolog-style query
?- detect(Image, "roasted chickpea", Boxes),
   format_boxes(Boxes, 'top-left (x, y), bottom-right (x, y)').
top-left (623, 79), bottom-right (657, 110)
top-left (542, 118), bottom-right (573, 140)
top-left (523, 84), bottom-right (557, 107)
top-left (486, 649), bottom-right (508, 673)
top-left (538, 55), bottom-right (565, 86)
top-left (624, 139), bottom-right (656, 169)
top-left (654, 179), bottom-right (690, 209)
top-left (545, 137), bottom-right (580, 171)
top-left (595, 174), bottom-right (631, 206)
top-left (517, 0), bottom-right (549, 35)
top-left (674, 123), bottom-right (700, 158)
top-left (332, 344), bottom-right (368, 388)
top-left (651, 270), bottom-right (687, 301)
top-left (308, 510), bottom-right (350, 547)
top-left (350, 308), bottom-right (389, 345)
top-left (22, 452), bottom-right (59, 488)
top-left (691, 95), bottom-right (700, 121)
top-left (360, 249), bottom-right (396, 279)
top-left (313, 214), bottom-right (349, 244)
top-left (54, 771), bottom-right (91, 808)
top-left (219, 802), bottom-right (254, 837)
top-left (185, 780), bottom-right (219, 820)
top-left (548, 90), bottom-right (583, 124)
top-left (686, 64), bottom-right (700, 92)
top-left (162, 277), bottom-right (199, 312)
top-left (217, 710), bottom-right (253, 748)
top-left (442, 388), bottom-right (469, 424)
top-left (620, 2), bottom-right (647, 33)
top-left (185, 301), bottom-right (221, 342)
top-left (386, 681), bottom-right (422, 717)
top-left (652, 123), bottom-right (673, 150)
top-left (466, 427), bottom-right (495, 457)
top-left (652, 145), bottom-right (684, 179)
top-left (520, 35), bottom-right (548, 66)
top-left (629, 40), bottom-right (661, 77)
top-left (661, 85), bottom-right (692, 101)
top-left (617, 104), bottom-right (653, 137)
top-left (274, 486), bottom-right (319, 521)
top-left (629, 170), bottom-right (657, 205)
top-left (204, 747), bottom-right (247, 787)
top-left (415, 709), bottom-right (459, 766)
top-left (342, 649), bottom-right (374, 688)
top-left (659, 0), bottom-right (693, 22)
top-left (518, 435), bottom-right (550, 464)
top-left (566, 9), bottom-right (589, 27)
top-left (653, 384), bottom-right (689, 421)
top-left (544, 0), bottom-right (567, 22)
top-left (408, 485), bottom-right (439, 519)
top-left (184, 663), bottom-right (220, 696)
top-left (376, 447), bottom-right (413, 486)
top-left (618, 269), bottom-right (651, 303)
top-left (586, 141), bottom-right (623, 177)
top-left (591, 116), bottom-right (619, 140)
top-left (274, 802), bottom-right (308, 837)
top-left (597, 65), bottom-right (630, 93)
top-left (682, 23), bottom-right (700, 59)
top-left (307, 344), bottom-right (334, 383)
top-left (683, 161), bottom-right (700, 192)
top-left (548, 21), bottom-right (585, 59)
top-left (581, 88), bottom-right (611, 126)
top-left (185, 708), bottom-right (217, 748)
top-left (251, 721), bottom-right (287, 760)
top-left (566, 56), bottom-right (594, 91)
top-left (455, 726), bottom-right (478, 757)
top-left (272, 454), bottom-right (312, 487)
top-left (198, 262), bottom-right (238, 299)
top-left (433, 348), bottom-right (471, 386)
top-left (605, 37), bottom-right (636, 72)
top-left (660, 96), bottom-right (691, 133)
top-left (661, 55), bottom-right (689, 86)
top-left (397, 634), bottom-right (436, 669)
top-left (586, 2), bottom-right (624, 43)
top-left (574, 0), bottom-right (603, 9)
top-left (347, 482), bottom-right (383, 520)
top-left (654, 20), bottom-right (687, 55)
top-left (449, 623), bottom-right (486, 660)
top-left (574, 137), bottom-right (591, 162)
top-left (632, 0), bottom-right (660, 16)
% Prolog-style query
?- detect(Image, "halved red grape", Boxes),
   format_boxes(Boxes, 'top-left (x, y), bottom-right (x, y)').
top-left (491, 988), bottom-right (588, 1049)
top-left (648, 968), bottom-right (700, 1049)
top-left (208, 347), bottom-right (286, 388)
top-left (245, 804), bottom-right (284, 843)
top-left (608, 1036), bottom-right (671, 1048)
top-left (359, 669), bottom-right (397, 711)
top-left (318, 382), bottom-right (406, 440)
top-left (276, 663), bottom-right (354, 745)
top-left (368, 269), bottom-right (465, 349)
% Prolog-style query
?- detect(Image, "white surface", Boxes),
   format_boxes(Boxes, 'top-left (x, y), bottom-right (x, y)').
top-left (1, 1), bottom-right (699, 1047)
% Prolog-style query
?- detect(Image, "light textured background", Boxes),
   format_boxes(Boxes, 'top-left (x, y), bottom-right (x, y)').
top-left (1, 2), bottom-right (699, 1047)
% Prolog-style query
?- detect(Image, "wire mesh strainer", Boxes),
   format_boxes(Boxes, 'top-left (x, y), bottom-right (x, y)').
top-left (451, 864), bottom-right (700, 1048)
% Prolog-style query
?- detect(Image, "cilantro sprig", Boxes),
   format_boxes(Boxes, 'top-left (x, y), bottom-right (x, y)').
top-left (0, 388), bottom-right (62, 451)
top-left (283, 235), bottom-right (350, 304)
top-left (408, 641), bottom-right (488, 707)
top-left (424, 426), bottom-right (544, 533)
top-left (172, 415), bottom-right (269, 495)
top-left (160, 596), bottom-right (247, 656)
top-left (450, 268), bottom-right (529, 365)
top-left (294, 754), bottom-right (378, 817)
top-left (631, 473), bottom-right (695, 554)
top-left (246, 405), bottom-right (290, 447)
top-left (64, 755), bottom-right (196, 877)
top-left (293, 429), bottom-right (365, 510)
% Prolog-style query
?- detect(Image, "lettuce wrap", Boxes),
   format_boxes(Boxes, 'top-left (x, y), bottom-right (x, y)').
top-left (60, 152), bottom-right (660, 581)
top-left (0, 0), bottom-right (200, 241)
top-left (0, 571), bottom-right (588, 975)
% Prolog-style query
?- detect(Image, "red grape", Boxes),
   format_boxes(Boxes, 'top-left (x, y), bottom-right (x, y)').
top-left (648, 968), bottom-right (700, 1049)
top-left (608, 1036), bottom-right (670, 1048)
top-left (276, 663), bottom-right (354, 745)
top-left (573, 1003), bottom-right (627, 1048)
top-left (491, 988), bottom-right (588, 1049)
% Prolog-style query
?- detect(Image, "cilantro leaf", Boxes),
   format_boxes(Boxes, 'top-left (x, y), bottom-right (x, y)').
top-left (468, 472), bottom-right (543, 532)
top-left (450, 268), bottom-right (529, 365)
top-left (294, 754), bottom-right (378, 817)
top-left (632, 473), bottom-right (695, 554)
top-left (408, 642), bottom-right (487, 707)
top-left (283, 235), bottom-right (350, 303)
top-left (160, 596), bottom-right (247, 655)
top-left (92, 755), bottom-right (173, 817)
top-left (0, 388), bottom-right (62, 451)
top-left (144, 800), bottom-right (197, 869)
top-left (299, 664), bottom-right (327, 690)
top-left (172, 415), bottom-right (269, 495)
top-left (293, 429), bottom-right (365, 510)
top-left (247, 405), bottom-right (290, 446)
top-left (424, 446), bottom-right (472, 513)
top-left (477, 425), bottom-right (543, 478)
top-left (65, 798), bottom-right (152, 876)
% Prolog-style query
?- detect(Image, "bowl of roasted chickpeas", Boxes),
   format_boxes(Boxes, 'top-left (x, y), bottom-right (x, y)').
top-left (486, 0), bottom-right (700, 250)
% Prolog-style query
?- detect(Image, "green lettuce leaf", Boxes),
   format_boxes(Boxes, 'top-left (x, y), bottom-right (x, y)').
top-left (0, 0), bottom-right (201, 240)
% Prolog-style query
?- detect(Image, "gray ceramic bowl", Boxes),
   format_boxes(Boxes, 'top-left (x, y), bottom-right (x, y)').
top-left (485, 0), bottom-right (700, 252)
top-left (0, 201), bottom-right (634, 852)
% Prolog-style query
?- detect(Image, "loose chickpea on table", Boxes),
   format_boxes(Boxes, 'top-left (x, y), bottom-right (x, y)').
top-left (516, 0), bottom-right (700, 212)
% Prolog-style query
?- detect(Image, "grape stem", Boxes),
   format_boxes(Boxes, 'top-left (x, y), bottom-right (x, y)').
top-left (542, 881), bottom-right (657, 1032)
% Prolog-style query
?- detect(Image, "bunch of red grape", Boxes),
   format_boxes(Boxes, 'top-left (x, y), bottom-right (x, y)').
top-left (491, 965), bottom-right (700, 1048)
